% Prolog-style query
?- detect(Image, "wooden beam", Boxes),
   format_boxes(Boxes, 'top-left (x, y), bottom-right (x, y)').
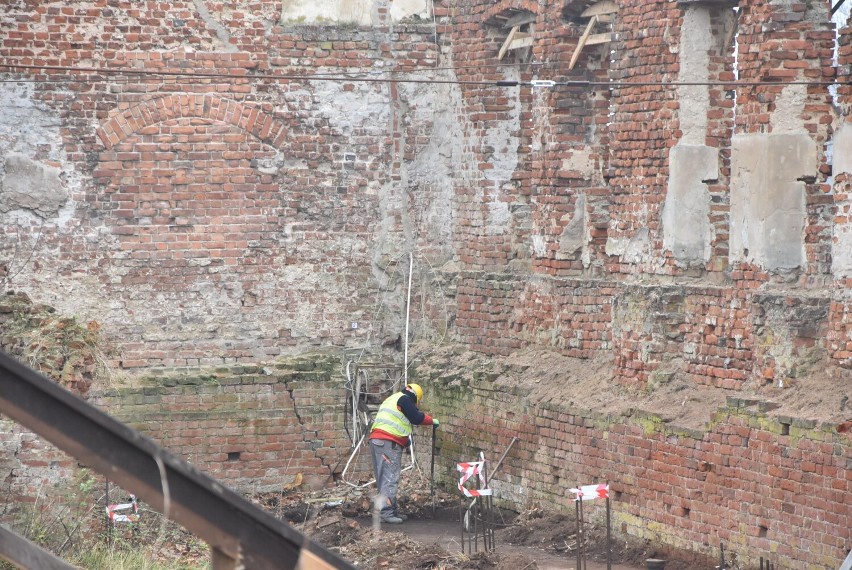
top-left (569, 15), bottom-right (597, 70)
top-left (510, 35), bottom-right (534, 50)
top-left (498, 26), bottom-right (519, 60)
top-left (585, 32), bottom-right (612, 46)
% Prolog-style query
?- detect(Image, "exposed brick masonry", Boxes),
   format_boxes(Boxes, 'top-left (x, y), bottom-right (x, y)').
top-left (1, 0), bottom-right (851, 567)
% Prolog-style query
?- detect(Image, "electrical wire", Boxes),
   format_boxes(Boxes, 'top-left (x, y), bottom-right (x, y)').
top-left (1, 62), bottom-right (849, 88)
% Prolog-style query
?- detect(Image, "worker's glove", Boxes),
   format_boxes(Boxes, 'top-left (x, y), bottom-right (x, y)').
top-left (433, 419), bottom-right (440, 427)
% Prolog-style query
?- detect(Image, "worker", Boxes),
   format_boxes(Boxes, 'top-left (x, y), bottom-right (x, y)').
top-left (368, 383), bottom-right (438, 524)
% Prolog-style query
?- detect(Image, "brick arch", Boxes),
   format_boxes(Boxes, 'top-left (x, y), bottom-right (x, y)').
top-left (96, 94), bottom-right (287, 149)
top-left (484, 0), bottom-right (540, 22)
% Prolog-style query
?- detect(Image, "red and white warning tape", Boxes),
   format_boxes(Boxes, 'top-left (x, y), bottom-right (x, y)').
top-left (569, 483), bottom-right (609, 502)
top-left (106, 495), bottom-right (140, 523)
top-left (456, 461), bottom-right (492, 497)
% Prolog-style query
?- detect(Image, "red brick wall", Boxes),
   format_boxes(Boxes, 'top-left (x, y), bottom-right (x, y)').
top-left (418, 358), bottom-right (851, 569)
top-left (1, 12), bottom-right (442, 367)
top-left (90, 354), bottom-right (350, 491)
top-left (735, 0), bottom-right (836, 279)
top-left (2, 0), bottom-right (852, 567)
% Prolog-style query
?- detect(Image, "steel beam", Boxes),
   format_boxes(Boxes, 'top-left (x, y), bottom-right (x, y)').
top-left (0, 350), bottom-right (355, 570)
top-left (0, 525), bottom-right (77, 570)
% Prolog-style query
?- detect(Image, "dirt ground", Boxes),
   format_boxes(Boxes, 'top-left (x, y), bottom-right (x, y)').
top-left (251, 469), bottom-right (721, 570)
top-left (417, 344), bottom-right (852, 431)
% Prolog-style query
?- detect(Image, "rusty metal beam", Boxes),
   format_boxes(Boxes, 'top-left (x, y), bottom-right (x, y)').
top-left (0, 350), bottom-right (355, 570)
top-left (0, 525), bottom-right (77, 570)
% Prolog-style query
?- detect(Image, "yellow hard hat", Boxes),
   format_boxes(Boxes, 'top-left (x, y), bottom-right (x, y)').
top-left (406, 383), bottom-right (423, 403)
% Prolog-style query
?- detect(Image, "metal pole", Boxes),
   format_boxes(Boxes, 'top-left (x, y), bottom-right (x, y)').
top-left (105, 479), bottom-right (111, 546)
top-left (579, 498), bottom-right (586, 570)
top-left (481, 460), bottom-right (491, 552)
top-left (430, 424), bottom-right (437, 516)
top-left (606, 496), bottom-right (611, 570)
top-left (575, 499), bottom-right (581, 570)
top-left (473, 497), bottom-right (479, 553)
top-left (459, 495), bottom-right (464, 554)
top-left (403, 252), bottom-right (413, 385)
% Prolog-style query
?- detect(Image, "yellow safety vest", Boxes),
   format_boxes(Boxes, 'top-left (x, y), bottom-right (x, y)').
top-left (371, 393), bottom-right (412, 438)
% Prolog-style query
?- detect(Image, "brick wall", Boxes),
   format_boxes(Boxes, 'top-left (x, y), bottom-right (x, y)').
top-left (413, 351), bottom-right (851, 569)
top-left (91, 353), bottom-right (351, 491)
top-left (1, 0), bottom-right (852, 567)
top-left (1, 6), bottom-right (446, 368)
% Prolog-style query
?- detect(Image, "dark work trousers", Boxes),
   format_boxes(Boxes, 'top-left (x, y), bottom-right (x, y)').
top-left (369, 438), bottom-right (404, 518)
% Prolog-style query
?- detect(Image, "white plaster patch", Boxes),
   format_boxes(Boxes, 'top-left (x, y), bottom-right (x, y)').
top-left (662, 144), bottom-right (717, 266)
top-left (832, 125), bottom-right (852, 277)
top-left (678, 6), bottom-right (712, 145)
top-left (557, 194), bottom-right (587, 259)
top-left (531, 234), bottom-right (548, 258)
top-left (280, 0), bottom-right (430, 25)
top-left (312, 81), bottom-right (391, 135)
top-left (0, 154), bottom-right (67, 218)
top-left (770, 84), bottom-right (807, 134)
top-left (487, 184), bottom-right (511, 234)
top-left (606, 229), bottom-right (650, 264)
top-left (833, 123), bottom-right (852, 175)
top-left (481, 69), bottom-right (521, 236)
top-left (0, 83), bottom-right (80, 226)
top-left (730, 133), bottom-right (813, 270)
top-left (832, 220), bottom-right (852, 278)
top-left (560, 149), bottom-right (594, 175)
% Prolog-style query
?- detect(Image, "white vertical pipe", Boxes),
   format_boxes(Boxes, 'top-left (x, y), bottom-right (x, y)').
top-left (403, 252), bottom-right (413, 385)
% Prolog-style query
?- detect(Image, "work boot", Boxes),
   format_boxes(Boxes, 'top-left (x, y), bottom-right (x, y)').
top-left (381, 514), bottom-right (403, 524)
top-left (394, 511), bottom-right (408, 521)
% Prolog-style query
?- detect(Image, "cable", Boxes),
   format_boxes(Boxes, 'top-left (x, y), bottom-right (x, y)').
top-left (2, 62), bottom-right (849, 88)
top-left (0, 219), bottom-right (45, 290)
top-left (0, 62), bottom-right (525, 86)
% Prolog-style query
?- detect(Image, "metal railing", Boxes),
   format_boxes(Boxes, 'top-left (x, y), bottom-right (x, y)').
top-left (0, 350), bottom-right (356, 570)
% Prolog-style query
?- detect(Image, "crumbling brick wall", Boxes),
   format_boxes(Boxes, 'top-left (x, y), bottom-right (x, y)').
top-left (91, 354), bottom-right (351, 491)
top-left (0, 4), bottom-right (448, 369)
top-left (412, 349), bottom-right (850, 569)
top-left (1, 0), bottom-right (852, 567)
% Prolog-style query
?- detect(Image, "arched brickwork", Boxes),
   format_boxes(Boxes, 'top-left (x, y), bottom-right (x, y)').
top-left (90, 95), bottom-right (289, 367)
top-left (96, 94), bottom-right (288, 150)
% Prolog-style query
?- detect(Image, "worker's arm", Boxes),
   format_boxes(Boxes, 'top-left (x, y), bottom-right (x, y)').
top-left (398, 394), bottom-right (434, 425)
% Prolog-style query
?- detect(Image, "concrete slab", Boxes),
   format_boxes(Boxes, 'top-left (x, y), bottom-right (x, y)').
top-left (730, 133), bottom-right (814, 270)
top-left (663, 144), bottom-right (717, 266)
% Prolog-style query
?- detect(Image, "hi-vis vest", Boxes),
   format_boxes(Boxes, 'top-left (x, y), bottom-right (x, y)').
top-left (371, 393), bottom-right (413, 438)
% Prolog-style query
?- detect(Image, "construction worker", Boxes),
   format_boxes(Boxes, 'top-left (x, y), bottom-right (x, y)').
top-left (368, 383), bottom-right (438, 524)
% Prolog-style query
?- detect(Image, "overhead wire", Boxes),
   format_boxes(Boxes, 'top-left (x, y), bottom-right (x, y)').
top-left (1, 62), bottom-right (850, 88)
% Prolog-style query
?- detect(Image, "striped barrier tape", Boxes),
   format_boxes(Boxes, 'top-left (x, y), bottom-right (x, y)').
top-left (457, 461), bottom-right (492, 497)
top-left (570, 483), bottom-right (609, 502)
top-left (106, 495), bottom-right (140, 523)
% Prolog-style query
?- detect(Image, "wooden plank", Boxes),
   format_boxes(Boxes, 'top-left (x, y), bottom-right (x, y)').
top-left (498, 26), bottom-right (519, 60)
top-left (568, 16), bottom-right (597, 70)
top-left (585, 32), bottom-right (612, 46)
top-left (509, 35), bottom-right (534, 50)
top-left (581, 1), bottom-right (618, 17)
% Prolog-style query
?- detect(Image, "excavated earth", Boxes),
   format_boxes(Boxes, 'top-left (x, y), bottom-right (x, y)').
top-left (250, 470), bottom-right (723, 570)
